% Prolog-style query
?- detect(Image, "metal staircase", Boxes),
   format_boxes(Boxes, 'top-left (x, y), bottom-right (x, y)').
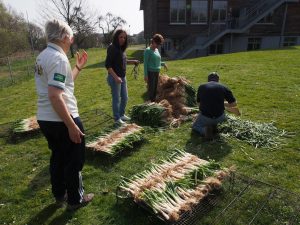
top-left (176, 0), bottom-right (299, 59)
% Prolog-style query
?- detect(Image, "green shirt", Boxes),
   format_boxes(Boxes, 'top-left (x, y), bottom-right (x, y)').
top-left (143, 47), bottom-right (165, 77)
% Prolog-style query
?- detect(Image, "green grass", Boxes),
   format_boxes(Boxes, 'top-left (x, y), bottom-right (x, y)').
top-left (0, 45), bottom-right (300, 225)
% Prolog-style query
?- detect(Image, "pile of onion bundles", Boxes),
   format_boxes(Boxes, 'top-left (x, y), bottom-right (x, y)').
top-left (130, 75), bottom-right (198, 127)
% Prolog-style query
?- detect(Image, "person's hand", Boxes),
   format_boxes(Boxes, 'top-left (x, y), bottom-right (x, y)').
top-left (68, 124), bottom-right (85, 143)
top-left (163, 64), bottom-right (168, 71)
top-left (76, 50), bottom-right (88, 69)
top-left (115, 76), bottom-right (123, 83)
top-left (144, 76), bottom-right (148, 83)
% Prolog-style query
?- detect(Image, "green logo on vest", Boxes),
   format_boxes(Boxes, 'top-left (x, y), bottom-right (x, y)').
top-left (53, 73), bottom-right (66, 83)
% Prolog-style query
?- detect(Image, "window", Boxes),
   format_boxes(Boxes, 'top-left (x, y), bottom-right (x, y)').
top-left (170, 0), bottom-right (186, 24)
top-left (209, 40), bottom-right (223, 54)
top-left (247, 38), bottom-right (261, 50)
top-left (191, 0), bottom-right (208, 24)
top-left (163, 41), bottom-right (171, 51)
top-left (283, 37), bottom-right (297, 47)
top-left (212, 0), bottom-right (227, 23)
top-left (257, 12), bottom-right (274, 24)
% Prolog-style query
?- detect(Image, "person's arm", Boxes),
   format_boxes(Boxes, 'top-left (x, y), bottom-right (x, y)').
top-left (143, 49), bottom-right (150, 82)
top-left (107, 67), bottom-right (122, 83)
top-left (224, 101), bottom-right (237, 108)
top-left (162, 63), bottom-right (168, 71)
top-left (224, 87), bottom-right (240, 116)
top-left (105, 45), bottom-right (122, 83)
top-left (72, 50), bottom-right (88, 80)
top-left (48, 86), bottom-right (84, 143)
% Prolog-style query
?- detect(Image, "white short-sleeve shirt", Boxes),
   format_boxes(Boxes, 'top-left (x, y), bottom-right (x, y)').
top-left (35, 43), bottom-right (79, 121)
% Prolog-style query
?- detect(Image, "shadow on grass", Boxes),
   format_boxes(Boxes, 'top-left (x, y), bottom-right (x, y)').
top-left (26, 204), bottom-right (71, 225)
top-left (185, 130), bottom-right (232, 161)
top-left (141, 91), bottom-right (148, 102)
top-left (85, 140), bottom-right (148, 171)
top-left (84, 60), bottom-right (105, 69)
top-left (108, 199), bottom-right (165, 225)
top-left (20, 166), bottom-right (49, 200)
top-left (48, 210), bottom-right (75, 225)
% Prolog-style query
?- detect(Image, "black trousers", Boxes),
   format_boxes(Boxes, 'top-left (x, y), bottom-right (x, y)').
top-left (147, 71), bottom-right (159, 102)
top-left (38, 117), bottom-right (85, 205)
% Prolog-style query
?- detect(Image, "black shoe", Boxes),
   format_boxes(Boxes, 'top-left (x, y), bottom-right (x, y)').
top-left (67, 193), bottom-right (94, 211)
top-left (55, 193), bottom-right (68, 207)
top-left (212, 125), bottom-right (218, 135)
top-left (204, 126), bottom-right (214, 140)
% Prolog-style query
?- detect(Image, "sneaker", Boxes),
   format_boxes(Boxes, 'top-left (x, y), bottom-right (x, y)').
top-left (115, 118), bottom-right (126, 125)
top-left (67, 193), bottom-right (94, 211)
top-left (120, 115), bottom-right (131, 121)
top-left (55, 193), bottom-right (68, 207)
top-left (212, 125), bottom-right (218, 135)
top-left (204, 125), bottom-right (214, 140)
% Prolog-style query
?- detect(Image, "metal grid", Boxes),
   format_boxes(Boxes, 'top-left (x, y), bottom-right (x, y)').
top-left (116, 173), bottom-right (300, 225)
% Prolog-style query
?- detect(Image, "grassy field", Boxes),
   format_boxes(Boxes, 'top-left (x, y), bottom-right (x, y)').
top-left (0, 45), bottom-right (299, 225)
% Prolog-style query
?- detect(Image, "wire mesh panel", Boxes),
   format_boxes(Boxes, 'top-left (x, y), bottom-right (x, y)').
top-left (116, 173), bottom-right (300, 225)
top-left (211, 174), bottom-right (300, 225)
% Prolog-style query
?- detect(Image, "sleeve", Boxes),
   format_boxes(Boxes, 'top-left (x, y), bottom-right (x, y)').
top-left (224, 86), bottom-right (236, 103)
top-left (143, 49), bottom-right (150, 77)
top-left (197, 85), bottom-right (202, 103)
top-left (47, 59), bottom-right (69, 90)
top-left (105, 45), bottom-right (114, 69)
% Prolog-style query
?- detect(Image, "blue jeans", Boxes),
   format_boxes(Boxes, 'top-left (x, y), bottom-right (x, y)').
top-left (192, 113), bottom-right (226, 135)
top-left (107, 75), bottom-right (128, 121)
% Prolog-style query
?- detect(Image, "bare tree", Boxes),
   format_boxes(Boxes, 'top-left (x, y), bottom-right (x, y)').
top-left (98, 12), bottom-right (126, 46)
top-left (39, 0), bottom-right (96, 57)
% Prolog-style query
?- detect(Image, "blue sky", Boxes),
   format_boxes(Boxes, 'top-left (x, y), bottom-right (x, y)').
top-left (3, 0), bottom-right (144, 34)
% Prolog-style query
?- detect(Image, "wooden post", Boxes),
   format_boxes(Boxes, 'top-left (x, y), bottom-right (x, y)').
top-left (25, 55), bottom-right (30, 76)
top-left (279, 3), bottom-right (288, 48)
top-left (7, 57), bottom-right (14, 83)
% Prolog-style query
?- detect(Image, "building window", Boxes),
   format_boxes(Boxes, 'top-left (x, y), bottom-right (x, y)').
top-left (163, 41), bottom-right (172, 51)
top-left (212, 0), bottom-right (227, 23)
top-left (283, 37), bottom-right (297, 47)
top-left (170, 0), bottom-right (186, 24)
top-left (191, 0), bottom-right (208, 24)
top-left (247, 38), bottom-right (261, 50)
top-left (209, 40), bottom-right (223, 54)
top-left (257, 12), bottom-right (274, 24)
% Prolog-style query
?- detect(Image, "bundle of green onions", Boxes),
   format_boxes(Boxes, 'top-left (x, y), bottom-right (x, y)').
top-left (86, 123), bottom-right (144, 155)
top-left (118, 149), bottom-right (232, 222)
top-left (130, 102), bottom-right (170, 127)
top-left (12, 116), bottom-right (39, 135)
top-left (184, 82), bottom-right (197, 107)
top-left (219, 114), bottom-right (288, 148)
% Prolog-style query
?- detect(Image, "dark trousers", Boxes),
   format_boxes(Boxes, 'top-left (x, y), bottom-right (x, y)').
top-left (147, 71), bottom-right (159, 102)
top-left (38, 117), bottom-right (85, 205)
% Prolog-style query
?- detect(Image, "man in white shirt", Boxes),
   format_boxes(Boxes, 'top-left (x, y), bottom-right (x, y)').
top-left (35, 19), bottom-right (93, 210)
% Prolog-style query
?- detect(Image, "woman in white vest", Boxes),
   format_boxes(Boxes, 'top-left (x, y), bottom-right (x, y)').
top-left (35, 19), bottom-right (93, 210)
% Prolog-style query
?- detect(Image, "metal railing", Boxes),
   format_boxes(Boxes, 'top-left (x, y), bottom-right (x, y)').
top-left (176, 0), bottom-right (298, 58)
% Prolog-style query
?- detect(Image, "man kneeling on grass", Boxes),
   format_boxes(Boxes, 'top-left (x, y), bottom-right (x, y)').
top-left (34, 19), bottom-right (94, 210)
top-left (192, 72), bottom-right (240, 139)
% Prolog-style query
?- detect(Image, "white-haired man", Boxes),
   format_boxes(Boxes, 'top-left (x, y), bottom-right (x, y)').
top-left (35, 19), bottom-right (93, 210)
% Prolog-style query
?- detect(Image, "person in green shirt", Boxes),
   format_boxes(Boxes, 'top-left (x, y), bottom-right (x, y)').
top-left (144, 34), bottom-right (168, 102)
